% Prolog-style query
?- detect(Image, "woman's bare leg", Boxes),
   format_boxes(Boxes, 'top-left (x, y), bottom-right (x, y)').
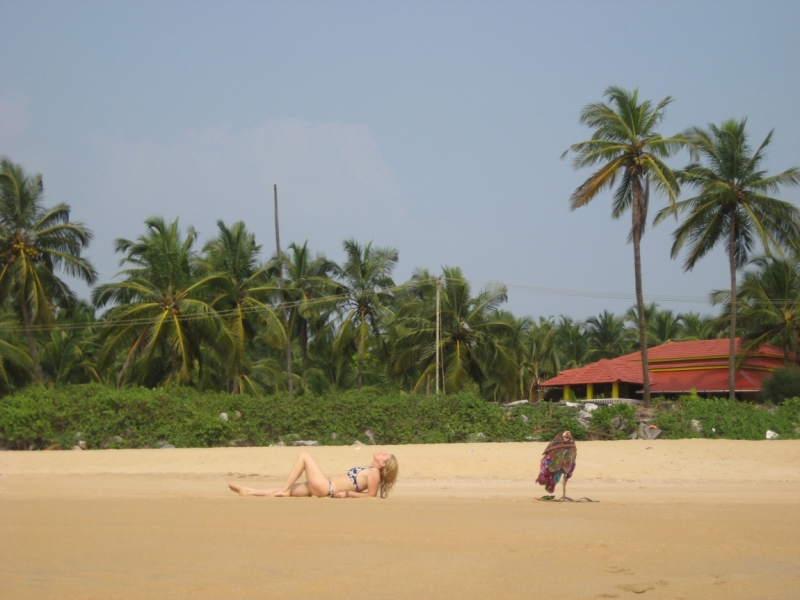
top-left (229, 482), bottom-right (313, 497)
top-left (273, 452), bottom-right (329, 497)
top-left (229, 483), bottom-right (279, 496)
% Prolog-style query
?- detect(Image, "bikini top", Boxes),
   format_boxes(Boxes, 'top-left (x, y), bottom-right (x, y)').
top-left (347, 466), bottom-right (371, 491)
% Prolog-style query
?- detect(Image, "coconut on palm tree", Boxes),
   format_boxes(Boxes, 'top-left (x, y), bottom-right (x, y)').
top-left (564, 87), bottom-right (683, 404)
top-left (0, 158), bottom-right (97, 383)
top-left (656, 119), bottom-right (800, 399)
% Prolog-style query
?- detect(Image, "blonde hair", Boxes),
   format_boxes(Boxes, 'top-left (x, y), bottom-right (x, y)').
top-left (379, 455), bottom-right (399, 498)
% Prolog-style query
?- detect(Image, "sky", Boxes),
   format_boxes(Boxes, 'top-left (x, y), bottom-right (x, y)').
top-left (1, 0), bottom-right (799, 321)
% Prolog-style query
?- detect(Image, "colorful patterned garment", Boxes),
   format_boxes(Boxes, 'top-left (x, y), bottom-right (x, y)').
top-left (536, 431), bottom-right (577, 493)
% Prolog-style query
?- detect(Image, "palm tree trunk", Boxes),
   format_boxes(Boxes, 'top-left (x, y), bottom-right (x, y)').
top-left (20, 299), bottom-right (44, 384)
top-left (357, 311), bottom-right (365, 390)
top-left (728, 223), bottom-right (737, 401)
top-left (300, 319), bottom-right (308, 392)
top-left (632, 183), bottom-right (651, 406)
top-left (170, 346), bottom-right (179, 385)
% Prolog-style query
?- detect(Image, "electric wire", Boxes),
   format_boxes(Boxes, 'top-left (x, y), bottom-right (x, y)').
top-left (0, 275), bottom-right (791, 334)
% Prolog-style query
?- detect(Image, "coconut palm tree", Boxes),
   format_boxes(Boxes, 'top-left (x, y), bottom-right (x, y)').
top-left (275, 241), bottom-right (339, 392)
top-left (646, 307), bottom-right (684, 346)
top-left (388, 267), bottom-right (514, 396)
top-left (677, 312), bottom-right (715, 340)
top-left (554, 316), bottom-right (589, 369)
top-left (0, 299), bottom-right (34, 390)
top-left (656, 119), bottom-right (800, 399)
top-left (585, 310), bottom-right (635, 359)
top-left (564, 87), bottom-right (683, 404)
top-left (518, 316), bottom-right (561, 401)
top-left (625, 302), bottom-right (660, 349)
top-left (714, 256), bottom-right (800, 366)
top-left (198, 220), bottom-right (285, 394)
top-left (39, 300), bottom-right (101, 385)
top-left (333, 239), bottom-right (398, 390)
top-left (93, 217), bottom-right (225, 387)
top-left (0, 158), bottom-right (97, 383)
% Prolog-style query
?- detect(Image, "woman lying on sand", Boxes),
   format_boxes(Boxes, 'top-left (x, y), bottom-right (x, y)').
top-left (228, 451), bottom-right (399, 499)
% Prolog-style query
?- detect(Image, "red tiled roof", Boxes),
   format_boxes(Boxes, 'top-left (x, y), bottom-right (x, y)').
top-left (542, 357), bottom-right (644, 386)
top-left (540, 338), bottom-right (790, 392)
top-left (615, 339), bottom-right (786, 363)
top-left (650, 368), bottom-right (769, 393)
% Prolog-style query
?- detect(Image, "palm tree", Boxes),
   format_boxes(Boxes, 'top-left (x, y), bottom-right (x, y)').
top-left (564, 87), bottom-right (683, 404)
top-left (715, 256), bottom-right (800, 366)
top-left (333, 239), bottom-right (398, 390)
top-left (554, 316), bottom-right (589, 369)
top-left (625, 302), bottom-right (660, 349)
top-left (40, 300), bottom-right (102, 385)
top-left (677, 312), bottom-right (715, 340)
top-left (388, 267), bottom-right (514, 396)
top-left (0, 158), bottom-right (97, 383)
top-left (277, 241), bottom-right (339, 392)
top-left (0, 299), bottom-right (34, 390)
top-left (518, 316), bottom-right (561, 401)
top-left (93, 217), bottom-right (225, 387)
top-left (656, 119), bottom-right (800, 399)
top-left (646, 307), bottom-right (684, 346)
top-left (585, 310), bottom-right (635, 359)
top-left (198, 220), bottom-right (285, 394)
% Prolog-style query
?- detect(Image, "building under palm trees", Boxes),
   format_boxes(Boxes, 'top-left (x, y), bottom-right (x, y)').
top-left (540, 339), bottom-right (795, 401)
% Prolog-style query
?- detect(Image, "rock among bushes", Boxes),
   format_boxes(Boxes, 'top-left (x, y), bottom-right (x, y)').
top-left (637, 424), bottom-right (662, 440)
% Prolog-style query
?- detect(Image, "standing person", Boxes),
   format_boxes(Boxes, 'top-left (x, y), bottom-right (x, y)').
top-left (536, 431), bottom-right (577, 501)
top-left (229, 451), bottom-right (399, 499)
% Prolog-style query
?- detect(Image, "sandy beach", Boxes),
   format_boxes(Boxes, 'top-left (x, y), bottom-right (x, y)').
top-left (1, 439), bottom-right (799, 599)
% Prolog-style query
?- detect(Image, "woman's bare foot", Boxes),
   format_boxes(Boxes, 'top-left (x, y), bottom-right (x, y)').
top-left (272, 487), bottom-right (292, 497)
top-left (228, 483), bottom-right (252, 496)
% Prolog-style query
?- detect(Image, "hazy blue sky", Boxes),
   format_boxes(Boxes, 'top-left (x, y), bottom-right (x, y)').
top-left (2, 0), bottom-right (799, 320)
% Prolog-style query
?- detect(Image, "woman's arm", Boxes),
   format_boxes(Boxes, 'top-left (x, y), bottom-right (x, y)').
top-left (333, 490), bottom-right (375, 498)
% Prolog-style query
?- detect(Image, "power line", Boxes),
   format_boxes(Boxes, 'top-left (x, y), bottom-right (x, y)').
top-left (0, 275), bottom-right (791, 334)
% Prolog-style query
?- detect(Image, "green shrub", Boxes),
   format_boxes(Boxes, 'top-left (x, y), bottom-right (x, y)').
top-left (0, 385), bottom-right (581, 449)
top-left (3, 385), bottom-right (797, 449)
top-left (588, 403), bottom-right (637, 440)
top-left (759, 368), bottom-right (800, 403)
top-left (654, 393), bottom-right (800, 440)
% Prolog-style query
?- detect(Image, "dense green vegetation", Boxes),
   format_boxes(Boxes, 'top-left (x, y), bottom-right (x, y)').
top-left (0, 88), bottom-right (798, 409)
top-left (1, 386), bottom-right (797, 450)
top-left (654, 395), bottom-right (800, 440)
top-left (0, 385), bottom-right (581, 449)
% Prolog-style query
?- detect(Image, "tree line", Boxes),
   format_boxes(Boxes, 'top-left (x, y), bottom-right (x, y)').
top-left (0, 87), bottom-right (798, 402)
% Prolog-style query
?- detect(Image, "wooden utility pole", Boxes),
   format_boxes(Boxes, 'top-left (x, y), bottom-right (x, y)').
top-left (436, 275), bottom-right (441, 394)
top-left (274, 184), bottom-right (293, 398)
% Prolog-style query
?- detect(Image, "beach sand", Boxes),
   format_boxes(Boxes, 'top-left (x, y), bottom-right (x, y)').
top-left (1, 439), bottom-right (798, 599)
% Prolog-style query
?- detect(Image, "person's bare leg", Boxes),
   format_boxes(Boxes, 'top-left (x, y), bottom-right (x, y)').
top-left (229, 483), bottom-right (281, 496)
top-left (273, 452), bottom-right (329, 497)
top-left (229, 482), bottom-right (314, 497)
